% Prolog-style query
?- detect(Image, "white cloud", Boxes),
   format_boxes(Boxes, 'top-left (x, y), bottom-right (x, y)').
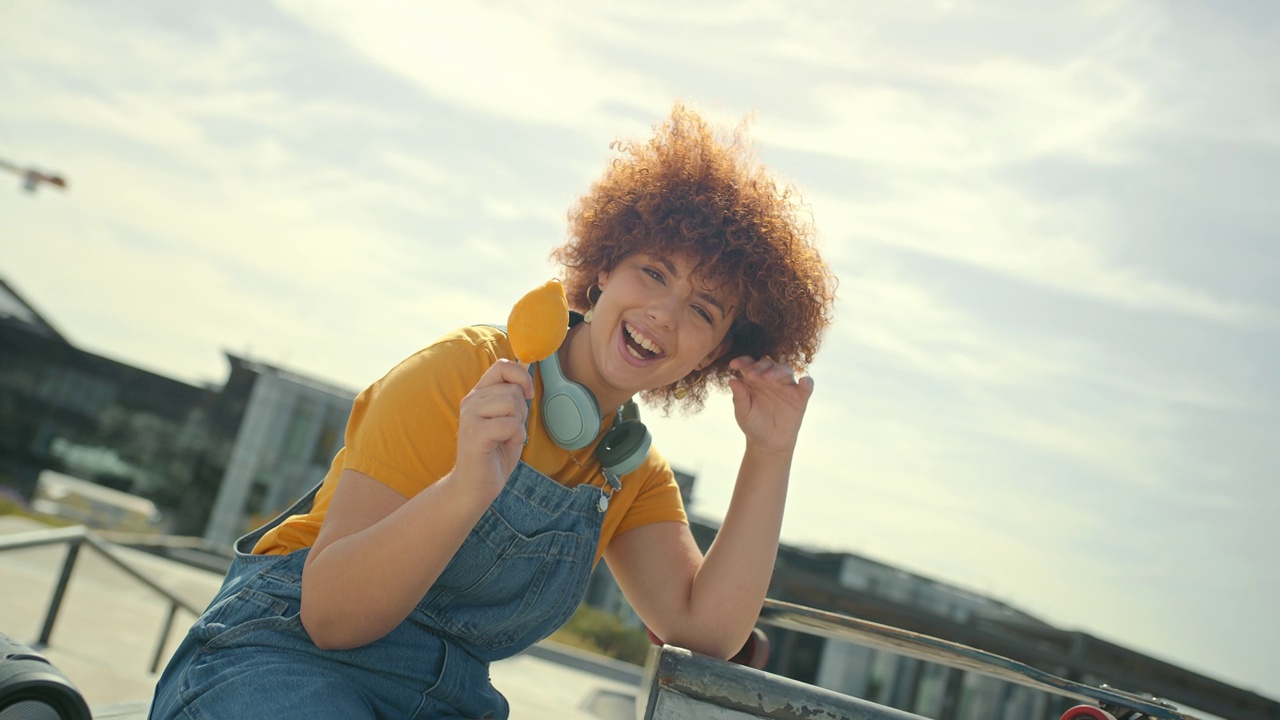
top-left (274, 0), bottom-right (674, 134)
top-left (836, 258), bottom-right (1079, 387)
top-left (808, 173), bottom-right (1275, 328)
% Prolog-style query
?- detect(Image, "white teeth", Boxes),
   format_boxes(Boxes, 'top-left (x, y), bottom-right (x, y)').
top-left (625, 322), bottom-right (662, 356)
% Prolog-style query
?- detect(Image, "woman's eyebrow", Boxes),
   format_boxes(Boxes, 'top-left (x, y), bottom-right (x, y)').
top-left (698, 290), bottom-right (730, 319)
top-left (654, 254), bottom-right (732, 319)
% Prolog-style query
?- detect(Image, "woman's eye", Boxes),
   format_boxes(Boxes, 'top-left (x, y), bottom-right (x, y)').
top-left (644, 267), bottom-right (664, 283)
top-left (693, 306), bottom-right (713, 323)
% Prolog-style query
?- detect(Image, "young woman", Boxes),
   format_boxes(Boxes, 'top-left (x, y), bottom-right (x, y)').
top-left (150, 104), bottom-right (836, 720)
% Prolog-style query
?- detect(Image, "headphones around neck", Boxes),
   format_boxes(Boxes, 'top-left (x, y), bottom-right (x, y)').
top-left (538, 345), bottom-right (651, 477)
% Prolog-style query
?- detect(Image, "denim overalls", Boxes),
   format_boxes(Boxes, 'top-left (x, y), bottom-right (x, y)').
top-left (149, 459), bottom-right (606, 720)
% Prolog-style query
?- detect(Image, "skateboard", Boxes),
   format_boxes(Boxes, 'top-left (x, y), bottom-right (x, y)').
top-left (757, 599), bottom-right (1197, 720)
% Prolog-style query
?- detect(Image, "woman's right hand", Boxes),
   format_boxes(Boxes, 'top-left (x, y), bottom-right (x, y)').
top-left (454, 358), bottom-right (534, 501)
top-left (302, 358), bottom-right (533, 650)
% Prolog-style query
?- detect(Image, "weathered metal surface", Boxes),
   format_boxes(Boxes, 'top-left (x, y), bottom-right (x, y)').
top-left (757, 599), bottom-right (1198, 720)
top-left (640, 645), bottom-right (930, 720)
top-left (649, 691), bottom-right (772, 719)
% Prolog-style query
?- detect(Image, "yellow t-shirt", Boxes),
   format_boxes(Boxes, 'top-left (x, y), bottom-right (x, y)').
top-left (252, 325), bottom-right (687, 563)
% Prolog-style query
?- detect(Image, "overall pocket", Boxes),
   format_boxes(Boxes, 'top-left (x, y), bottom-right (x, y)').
top-left (420, 505), bottom-right (584, 651)
top-left (187, 585), bottom-right (300, 651)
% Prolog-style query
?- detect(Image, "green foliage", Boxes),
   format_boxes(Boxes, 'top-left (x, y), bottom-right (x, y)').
top-left (0, 493), bottom-right (77, 527)
top-left (0, 495), bottom-right (24, 516)
top-left (549, 605), bottom-right (651, 666)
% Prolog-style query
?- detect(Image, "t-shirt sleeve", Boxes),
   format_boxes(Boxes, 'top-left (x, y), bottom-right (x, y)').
top-left (612, 447), bottom-right (688, 538)
top-left (342, 329), bottom-right (501, 499)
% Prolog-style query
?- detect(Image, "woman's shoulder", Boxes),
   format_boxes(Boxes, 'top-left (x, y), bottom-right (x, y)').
top-left (369, 325), bottom-right (514, 392)
top-left (634, 443), bottom-right (676, 485)
top-left (401, 324), bottom-right (514, 366)
top-left (434, 324), bottom-right (515, 357)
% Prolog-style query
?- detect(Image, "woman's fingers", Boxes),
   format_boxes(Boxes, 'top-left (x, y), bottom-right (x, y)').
top-left (466, 386), bottom-right (529, 422)
top-left (460, 359), bottom-right (534, 453)
top-left (730, 355), bottom-right (801, 385)
top-left (473, 358), bottom-right (534, 399)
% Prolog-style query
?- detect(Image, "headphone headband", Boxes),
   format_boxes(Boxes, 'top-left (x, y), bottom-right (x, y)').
top-left (536, 340), bottom-right (651, 478)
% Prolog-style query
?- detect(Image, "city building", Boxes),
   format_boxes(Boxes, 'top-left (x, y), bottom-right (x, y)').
top-left (0, 277), bottom-right (217, 531)
top-left (201, 355), bottom-right (353, 547)
top-left (756, 537), bottom-right (1275, 720)
top-left (0, 277), bottom-right (353, 540)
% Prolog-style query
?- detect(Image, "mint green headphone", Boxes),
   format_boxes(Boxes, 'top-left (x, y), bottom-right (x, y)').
top-left (489, 318), bottom-right (652, 479)
top-left (538, 347), bottom-right (651, 477)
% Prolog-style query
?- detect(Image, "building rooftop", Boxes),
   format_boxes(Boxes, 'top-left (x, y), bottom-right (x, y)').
top-left (0, 276), bottom-right (65, 340)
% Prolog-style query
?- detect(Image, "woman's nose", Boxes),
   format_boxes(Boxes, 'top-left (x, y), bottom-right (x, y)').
top-left (646, 292), bottom-right (678, 329)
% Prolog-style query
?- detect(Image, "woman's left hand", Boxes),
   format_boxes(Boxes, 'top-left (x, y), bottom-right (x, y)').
top-left (727, 356), bottom-right (814, 455)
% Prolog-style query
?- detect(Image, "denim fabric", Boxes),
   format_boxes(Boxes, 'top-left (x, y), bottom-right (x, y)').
top-left (149, 461), bottom-right (605, 720)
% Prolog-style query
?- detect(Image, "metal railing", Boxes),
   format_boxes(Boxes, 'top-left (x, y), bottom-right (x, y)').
top-left (639, 600), bottom-right (1212, 720)
top-left (641, 643), bottom-right (930, 720)
top-left (0, 525), bottom-right (207, 673)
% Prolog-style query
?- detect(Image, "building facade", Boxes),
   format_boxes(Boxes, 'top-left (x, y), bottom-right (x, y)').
top-left (0, 277), bottom-right (353, 540)
top-left (0, 278), bottom-right (218, 531)
top-left (805, 553), bottom-right (1051, 719)
top-left (202, 355), bottom-right (353, 547)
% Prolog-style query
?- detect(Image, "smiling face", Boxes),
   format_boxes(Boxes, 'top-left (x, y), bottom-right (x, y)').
top-left (563, 252), bottom-right (737, 411)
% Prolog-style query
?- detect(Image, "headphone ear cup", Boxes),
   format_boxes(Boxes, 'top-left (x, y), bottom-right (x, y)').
top-left (538, 352), bottom-right (601, 451)
top-left (542, 383), bottom-right (601, 451)
top-left (596, 419), bottom-right (651, 477)
top-left (536, 343), bottom-right (647, 471)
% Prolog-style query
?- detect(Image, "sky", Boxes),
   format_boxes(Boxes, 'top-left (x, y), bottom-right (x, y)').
top-left (2, 0), bottom-right (1277, 705)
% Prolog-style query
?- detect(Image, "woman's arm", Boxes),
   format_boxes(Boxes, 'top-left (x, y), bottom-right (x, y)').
top-left (299, 358), bottom-right (532, 650)
top-left (605, 444), bottom-right (793, 658)
top-left (605, 356), bottom-right (813, 659)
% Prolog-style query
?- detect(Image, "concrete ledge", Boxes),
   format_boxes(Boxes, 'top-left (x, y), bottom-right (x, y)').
top-left (91, 700), bottom-right (150, 719)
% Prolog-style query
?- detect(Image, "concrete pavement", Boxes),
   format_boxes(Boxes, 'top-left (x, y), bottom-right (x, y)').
top-left (0, 516), bottom-right (642, 720)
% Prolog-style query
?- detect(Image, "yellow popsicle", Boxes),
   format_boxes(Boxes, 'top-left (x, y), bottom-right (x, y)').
top-left (508, 279), bottom-right (569, 364)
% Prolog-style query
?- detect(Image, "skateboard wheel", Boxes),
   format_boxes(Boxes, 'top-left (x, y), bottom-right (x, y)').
top-left (1060, 705), bottom-right (1117, 720)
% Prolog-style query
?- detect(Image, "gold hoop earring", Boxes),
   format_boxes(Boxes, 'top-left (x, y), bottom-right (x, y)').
top-left (584, 283), bottom-right (602, 323)
top-left (674, 368), bottom-right (704, 400)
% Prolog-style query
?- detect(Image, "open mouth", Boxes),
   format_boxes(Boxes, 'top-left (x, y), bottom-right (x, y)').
top-left (623, 321), bottom-right (664, 361)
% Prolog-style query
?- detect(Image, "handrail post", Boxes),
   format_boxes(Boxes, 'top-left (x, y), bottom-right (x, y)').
top-left (37, 537), bottom-right (82, 648)
top-left (151, 601), bottom-right (180, 673)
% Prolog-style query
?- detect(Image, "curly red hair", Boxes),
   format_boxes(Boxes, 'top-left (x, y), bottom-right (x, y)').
top-left (552, 103), bottom-right (837, 412)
